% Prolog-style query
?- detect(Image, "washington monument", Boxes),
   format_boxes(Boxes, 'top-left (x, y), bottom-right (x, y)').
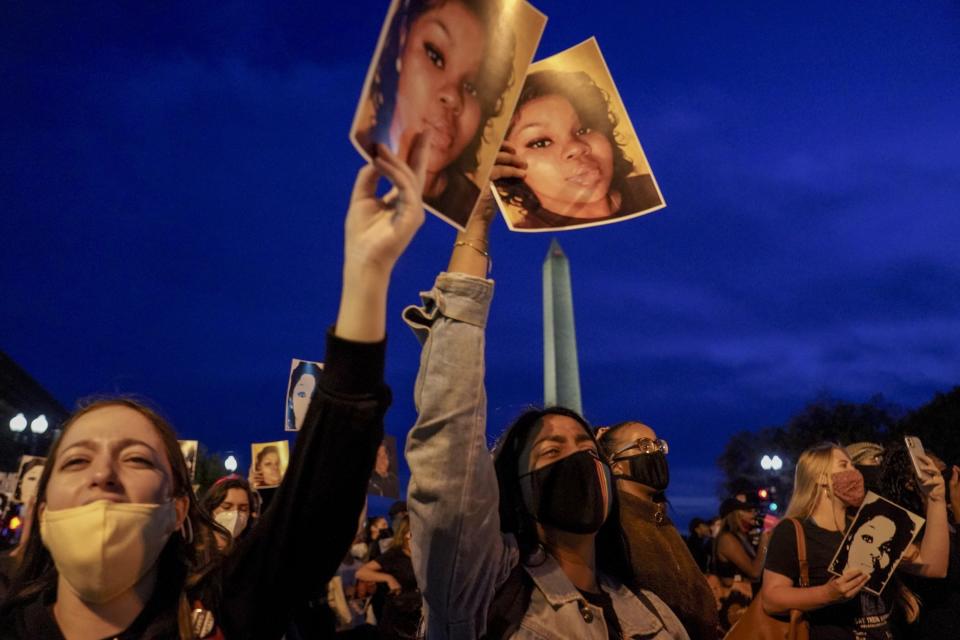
top-left (543, 239), bottom-right (582, 414)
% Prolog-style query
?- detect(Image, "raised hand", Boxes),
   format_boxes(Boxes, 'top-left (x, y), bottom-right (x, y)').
top-left (915, 453), bottom-right (946, 502)
top-left (336, 133), bottom-right (431, 342)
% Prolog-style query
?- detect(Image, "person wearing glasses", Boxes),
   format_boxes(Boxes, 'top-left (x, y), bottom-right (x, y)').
top-left (598, 421), bottom-right (721, 640)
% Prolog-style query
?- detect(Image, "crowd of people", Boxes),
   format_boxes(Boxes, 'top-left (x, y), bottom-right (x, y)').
top-left (0, 129), bottom-right (958, 640)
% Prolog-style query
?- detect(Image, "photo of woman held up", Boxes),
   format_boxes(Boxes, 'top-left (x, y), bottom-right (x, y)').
top-left (828, 491), bottom-right (925, 596)
top-left (250, 440), bottom-right (290, 489)
top-left (494, 37), bottom-right (665, 231)
top-left (351, 0), bottom-right (546, 229)
top-left (285, 358), bottom-right (322, 432)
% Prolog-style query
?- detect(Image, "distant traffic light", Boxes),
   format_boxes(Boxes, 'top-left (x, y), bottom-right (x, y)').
top-left (758, 488), bottom-right (769, 499)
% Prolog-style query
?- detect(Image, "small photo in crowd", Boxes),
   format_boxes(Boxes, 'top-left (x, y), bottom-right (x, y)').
top-left (828, 491), bottom-right (925, 596)
top-left (251, 440), bottom-right (290, 489)
top-left (15, 455), bottom-right (46, 505)
top-left (350, 0), bottom-right (547, 230)
top-left (285, 358), bottom-right (323, 432)
top-left (493, 37), bottom-right (665, 232)
top-left (178, 440), bottom-right (199, 481)
top-left (368, 435), bottom-right (400, 499)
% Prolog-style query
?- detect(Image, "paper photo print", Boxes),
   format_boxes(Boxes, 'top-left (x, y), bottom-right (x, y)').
top-left (493, 37), bottom-right (665, 232)
top-left (285, 358), bottom-right (324, 432)
top-left (367, 435), bottom-right (400, 499)
top-left (828, 492), bottom-right (925, 596)
top-left (350, 0), bottom-right (547, 230)
top-left (250, 440), bottom-right (290, 489)
top-left (178, 440), bottom-right (199, 482)
top-left (15, 455), bottom-right (46, 504)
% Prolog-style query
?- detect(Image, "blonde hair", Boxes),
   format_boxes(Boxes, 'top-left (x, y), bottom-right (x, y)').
top-left (390, 516), bottom-right (411, 551)
top-left (784, 442), bottom-right (843, 520)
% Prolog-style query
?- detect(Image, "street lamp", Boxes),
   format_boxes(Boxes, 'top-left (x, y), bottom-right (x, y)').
top-left (224, 455), bottom-right (238, 473)
top-left (30, 415), bottom-right (49, 434)
top-left (760, 454), bottom-right (784, 471)
top-left (9, 413), bottom-right (27, 433)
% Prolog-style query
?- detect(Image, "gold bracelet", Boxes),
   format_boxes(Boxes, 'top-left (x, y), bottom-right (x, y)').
top-left (454, 240), bottom-right (492, 274)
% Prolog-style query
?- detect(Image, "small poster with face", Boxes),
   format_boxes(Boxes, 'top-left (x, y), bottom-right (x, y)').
top-left (178, 440), bottom-right (199, 481)
top-left (250, 440), bottom-right (290, 489)
top-left (493, 37), bottom-right (666, 232)
top-left (828, 492), bottom-right (925, 596)
top-left (350, 0), bottom-right (547, 230)
top-left (15, 455), bottom-right (46, 504)
top-left (285, 358), bottom-right (323, 432)
top-left (367, 435), bottom-right (400, 499)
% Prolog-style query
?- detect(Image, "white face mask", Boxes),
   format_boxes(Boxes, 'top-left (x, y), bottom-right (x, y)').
top-left (350, 542), bottom-right (369, 559)
top-left (214, 509), bottom-right (249, 538)
top-left (40, 499), bottom-right (178, 603)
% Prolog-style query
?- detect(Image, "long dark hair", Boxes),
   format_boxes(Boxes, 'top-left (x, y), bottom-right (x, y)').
top-left (2, 398), bottom-right (226, 639)
top-left (367, 0), bottom-right (516, 177)
top-left (492, 406), bottom-right (634, 586)
top-left (496, 69), bottom-right (637, 217)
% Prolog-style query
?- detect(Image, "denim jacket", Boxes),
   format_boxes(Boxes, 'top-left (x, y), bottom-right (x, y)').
top-left (404, 273), bottom-right (689, 640)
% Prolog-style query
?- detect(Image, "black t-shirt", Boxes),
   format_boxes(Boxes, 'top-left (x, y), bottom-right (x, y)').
top-left (578, 588), bottom-right (623, 640)
top-left (765, 518), bottom-right (893, 640)
top-left (376, 548), bottom-right (421, 639)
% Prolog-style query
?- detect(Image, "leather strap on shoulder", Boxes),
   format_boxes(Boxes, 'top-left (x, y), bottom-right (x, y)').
top-left (788, 518), bottom-right (810, 588)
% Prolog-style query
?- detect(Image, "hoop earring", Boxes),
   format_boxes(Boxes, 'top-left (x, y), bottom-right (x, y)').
top-left (395, 56), bottom-right (402, 74)
top-left (180, 516), bottom-right (194, 545)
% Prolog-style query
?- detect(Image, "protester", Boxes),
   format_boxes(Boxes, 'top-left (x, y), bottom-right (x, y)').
top-left (878, 444), bottom-right (960, 639)
top-left (713, 497), bottom-right (769, 589)
top-left (598, 421), bottom-right (720, 639)
top-left (356, 517), bottom-right (421, 639)
top-left (846, 441), bottom-right (884, 492)
top-left (404, 148), bottom-right (687, 639)
top-left (685, 518), bottom-right (712, 573)
top-left (0, 135), bottom-right (431, 639)
top-left (365, 516), bottom-right (390, 562)
top-left (200, 475), bottom-right (256, 549)
top-left (762, 442), bottom-right (949, 638)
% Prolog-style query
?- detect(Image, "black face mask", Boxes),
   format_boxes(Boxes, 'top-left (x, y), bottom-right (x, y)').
top-left (520, 449), bottom-right (613, 534)
top-left (855, 464), bottom-right (882, 493)
top-left (614, 451), bottom-right (670, 492)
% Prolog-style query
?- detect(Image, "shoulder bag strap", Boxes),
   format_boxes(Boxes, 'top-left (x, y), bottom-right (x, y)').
top-left (789, 518), bottom-right (809, 587)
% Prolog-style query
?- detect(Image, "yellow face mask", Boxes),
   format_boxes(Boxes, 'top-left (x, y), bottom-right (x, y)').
top-left (40, 499), bottom-right (178, 603)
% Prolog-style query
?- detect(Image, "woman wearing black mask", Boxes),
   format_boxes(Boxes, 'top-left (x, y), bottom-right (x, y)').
top-left (403, 149), bottom-right (687, 640)
top-left (598, 421), bottom-right (720, 639)
top-left (845, 441), bottom-right (884, 493)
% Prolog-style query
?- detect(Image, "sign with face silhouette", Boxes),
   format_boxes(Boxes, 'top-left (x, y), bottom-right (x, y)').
top-left (367, 435), bottom-right (400, 499)
top-left (828, 492), bottom-right (925, 595)
top-left (178, 440), bottom-right (199, 481)
top-left (350, 0), bottom-right (547, 230)
top-left (250, 440), bottom-right (290, 490)
top-left (285, 358), bottom-right (323, 432)
top-left (492, 37), bottom-right (665, 232)
top-left (15, 455), bottom-right (46, 504)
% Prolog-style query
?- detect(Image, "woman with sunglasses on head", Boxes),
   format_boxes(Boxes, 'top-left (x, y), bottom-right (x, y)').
top-left (0, 135), bottom-right (432, 640)
top-left (403, 148), bottom-right (687, 639)
top-left (597, 422), bottom-right (720, 640)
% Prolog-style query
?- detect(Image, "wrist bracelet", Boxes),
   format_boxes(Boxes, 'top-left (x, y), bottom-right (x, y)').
top-left (454, 240), bottom-right (492, 274)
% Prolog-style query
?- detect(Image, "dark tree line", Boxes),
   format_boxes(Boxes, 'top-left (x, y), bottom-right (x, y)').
top-left (717, 386), bottom-right (960, 500)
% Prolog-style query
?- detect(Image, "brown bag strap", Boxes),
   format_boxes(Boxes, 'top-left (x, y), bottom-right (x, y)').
top-left (789, 518), bottom-right (809, 588)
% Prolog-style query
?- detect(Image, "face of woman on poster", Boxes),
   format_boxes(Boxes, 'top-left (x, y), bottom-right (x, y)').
top-left (19, 464), bottom-right (45, 504)
top-left (259, 451), bottom-right (282, 486)
top-left (507, 94), bottom-right (615, 217)
top-left (291, 372), bottom-right (317, 431)
top-left (847, 514), bottom-right (896, 575)
top-left (375, 443), bottom-right (391, 477)
top-left (390, 0), bottom-right (486, 184)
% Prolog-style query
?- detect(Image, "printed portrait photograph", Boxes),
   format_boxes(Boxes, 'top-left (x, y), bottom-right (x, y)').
top-left (250, 440), bottom-right (291, 490)
top-left (15, 455), bottom-right (46, 505)
top-left (350, 0), bottom-right (547, 230)
top-left (367, 435), bottom-right (400, 499)
top-left (493, 37), bottom-right (666, 232)
top-left (285, 358), bottom-right (323, 432)
top-left (178, 440), bottom-right (199, 481)
top-left (828, 492), bottom-right (925, 596)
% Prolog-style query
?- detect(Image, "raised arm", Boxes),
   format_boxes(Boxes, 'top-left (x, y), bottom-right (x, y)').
top-left (218, 136), bottom-right (431, 638)
top-left (404, 146), bottom-right (527, 640)
top-left (900, 453), bottom-right (949, 578)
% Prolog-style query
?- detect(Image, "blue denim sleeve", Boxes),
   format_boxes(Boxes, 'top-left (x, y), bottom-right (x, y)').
top-left (403, 272), bottom-right (519, 640)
